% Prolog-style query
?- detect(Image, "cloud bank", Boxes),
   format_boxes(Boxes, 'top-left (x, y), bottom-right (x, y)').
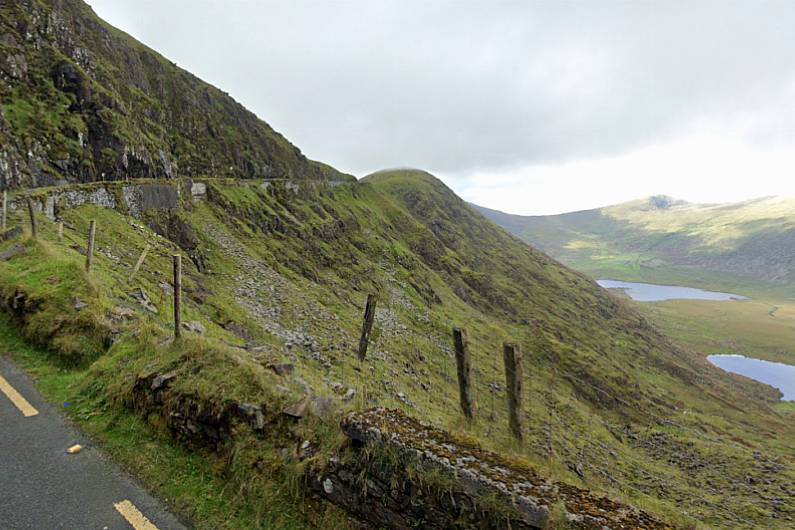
top-left (87, 0), bottom-right (795, 213)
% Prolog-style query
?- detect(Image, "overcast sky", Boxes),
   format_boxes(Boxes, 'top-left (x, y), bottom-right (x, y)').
top-left (87, 0), bottom-right (795, 215)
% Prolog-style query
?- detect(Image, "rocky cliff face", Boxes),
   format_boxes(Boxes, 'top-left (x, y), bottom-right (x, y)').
top-left (0, 0), bottom-right (352, 188)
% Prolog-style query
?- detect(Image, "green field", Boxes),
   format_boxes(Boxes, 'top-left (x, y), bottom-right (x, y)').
top-left (638, 296), bottom-right (795, 364)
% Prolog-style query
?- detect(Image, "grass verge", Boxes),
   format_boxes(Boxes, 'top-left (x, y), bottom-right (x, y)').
top-left (0, 314), bottom-right (353, 529)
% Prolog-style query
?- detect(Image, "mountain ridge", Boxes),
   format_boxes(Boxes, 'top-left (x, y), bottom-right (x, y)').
top-left (5, 170), bottom-right (793, 527)
top-left (475, 194), bottom-right (795, 293)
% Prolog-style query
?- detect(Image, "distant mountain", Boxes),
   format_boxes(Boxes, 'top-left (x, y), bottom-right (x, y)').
top-left (475, 195), bottom-right (795, 293)
top-left (0, 0), bottom-right (351, 187)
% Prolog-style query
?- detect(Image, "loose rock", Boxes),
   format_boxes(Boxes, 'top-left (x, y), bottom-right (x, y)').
top-left (0, 243), bottom-right (24, 261)
top-left (268, 363), bottom-right (295, 376)
top-left (282, 398), bottom-right (309, 419)
top-left (181, 321), bottom-right (206, 334)
top-left (129, 288), bottom-right (158, 313)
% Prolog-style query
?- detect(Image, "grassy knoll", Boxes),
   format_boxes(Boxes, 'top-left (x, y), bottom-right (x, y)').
top-left (0, 315), bottom-right (351, 529)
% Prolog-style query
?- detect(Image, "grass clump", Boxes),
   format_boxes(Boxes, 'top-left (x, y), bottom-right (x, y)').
top-left (545, 502), bottom-right (572, 529)
top-left (0, 236), bottom-right (111, 364)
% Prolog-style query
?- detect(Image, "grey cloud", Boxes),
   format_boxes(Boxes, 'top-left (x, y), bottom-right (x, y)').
top-left (87, 0), bottom-right (795, 177)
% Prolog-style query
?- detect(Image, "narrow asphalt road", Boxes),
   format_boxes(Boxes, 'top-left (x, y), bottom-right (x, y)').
top-left (0, 354), bottom-right (187, 530)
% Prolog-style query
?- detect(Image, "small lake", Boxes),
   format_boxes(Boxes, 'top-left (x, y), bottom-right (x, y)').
top-left (708, 355), bottom-right (795, 401)
top-left (597, 279), bottom-right (749, 302)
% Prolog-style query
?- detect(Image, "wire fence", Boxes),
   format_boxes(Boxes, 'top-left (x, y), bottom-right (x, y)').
top-left (440, 332), bottom-right (771, 528)
top-left (2, 188), bottom-right (776, 528)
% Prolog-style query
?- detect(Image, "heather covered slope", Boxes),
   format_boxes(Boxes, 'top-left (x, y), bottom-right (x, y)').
top-left (2, 172), bottom-right (791, 527)
top-left (0, 0), bottom-right (351, 187)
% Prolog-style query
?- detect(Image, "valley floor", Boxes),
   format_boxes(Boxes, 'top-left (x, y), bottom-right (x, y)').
top-left (638, 293), bottom-right (795, 366)
top-left (564, 258), bottom-right (795, 373)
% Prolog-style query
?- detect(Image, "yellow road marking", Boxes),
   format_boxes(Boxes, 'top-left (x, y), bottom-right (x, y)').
top-left (0, 373), bottom-right (38, 417)
top-left (114, 500), bottom-right (160, 530)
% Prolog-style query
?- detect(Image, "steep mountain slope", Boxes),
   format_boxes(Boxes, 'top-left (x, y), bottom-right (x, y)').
top-left (476, 196), bottom-right (795, 294)
top-left (0, 172), bottom-right (791, 528)
top-left (0, 0), bottom-right (351, 187)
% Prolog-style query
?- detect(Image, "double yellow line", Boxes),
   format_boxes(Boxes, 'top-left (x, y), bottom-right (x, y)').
top-left (0, 373), bottom-right (38, 417)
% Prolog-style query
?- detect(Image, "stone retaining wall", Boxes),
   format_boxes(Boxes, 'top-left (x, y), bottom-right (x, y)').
top-left (7, 178), bottom-right (351, 221)
top-left (313, 409), bottom-right (673, 530)
top-left (130, 365), bottom-right (673, 530)
top-left (9, 181), bottom-right (181, 220)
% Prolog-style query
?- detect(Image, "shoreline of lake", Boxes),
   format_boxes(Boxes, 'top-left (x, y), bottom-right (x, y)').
top-left (708, 354), bottom-right (795, 401)
top-left (597, 279), bottom-right (749, 302)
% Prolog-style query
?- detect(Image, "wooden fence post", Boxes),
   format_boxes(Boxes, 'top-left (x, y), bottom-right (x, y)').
top-left (357, 294), bottom-right (377, 361)
top-left (57, 221), bottom-right (64, 241)
top-left (503, 342), bottom-right (523, 440)
top-left (129, 244), bottom-right (150, 282)
top-left (453, 327), bottom-right (474, 420)
top-left (25, 197), bottom-right (36, 239)
top-left (85, 220), bottom-right (96, 273)
top-left (173, 254), bottom-right (182, 339)
top-left (2, 190), bottom-right (7, 231)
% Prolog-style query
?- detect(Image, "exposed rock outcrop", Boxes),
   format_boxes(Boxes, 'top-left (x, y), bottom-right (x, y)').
top-left (0, 0), bottom-right (353, 187)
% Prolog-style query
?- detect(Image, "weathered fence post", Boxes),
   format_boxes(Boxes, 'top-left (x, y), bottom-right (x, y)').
top-left (57, 221), bottom-right (64, 242)
top-left (2, 190), bottom-right (7, 231)
top-left (173, 254), bottom-right (182, 339)
top-left (129, 244), bottom-right (150, 282)
top-left (85, 220), bottom-right (96, 273)
top-left (357, 294), bottom-right (377, 361)
top-left (25, 197), bottom-right (36, 239)
top-left (503, 342), bottom-right (523, 440)
top-left (453, 327), bottom-right (474, 420)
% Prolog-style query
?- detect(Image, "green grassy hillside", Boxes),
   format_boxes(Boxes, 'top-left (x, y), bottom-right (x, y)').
top-left (476, 196), bottom-right (795, 296)
top-left (1, 1), bottom-right (793, 527)
top-left (0, 172), bottom-right (792, 528)
top-left (0, 0), bottom-right (351, 187)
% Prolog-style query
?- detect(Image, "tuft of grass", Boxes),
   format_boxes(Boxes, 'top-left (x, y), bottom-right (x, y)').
top-left (544, 502), bottom-right (571, 530)
top-left (0, 237), bottom-right (111, 365)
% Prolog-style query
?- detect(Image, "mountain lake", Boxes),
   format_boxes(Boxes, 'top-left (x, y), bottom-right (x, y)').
top-left (597, 279), bottom-right (749, 302)
top-left (708, 354), bottom-right (795, 401)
